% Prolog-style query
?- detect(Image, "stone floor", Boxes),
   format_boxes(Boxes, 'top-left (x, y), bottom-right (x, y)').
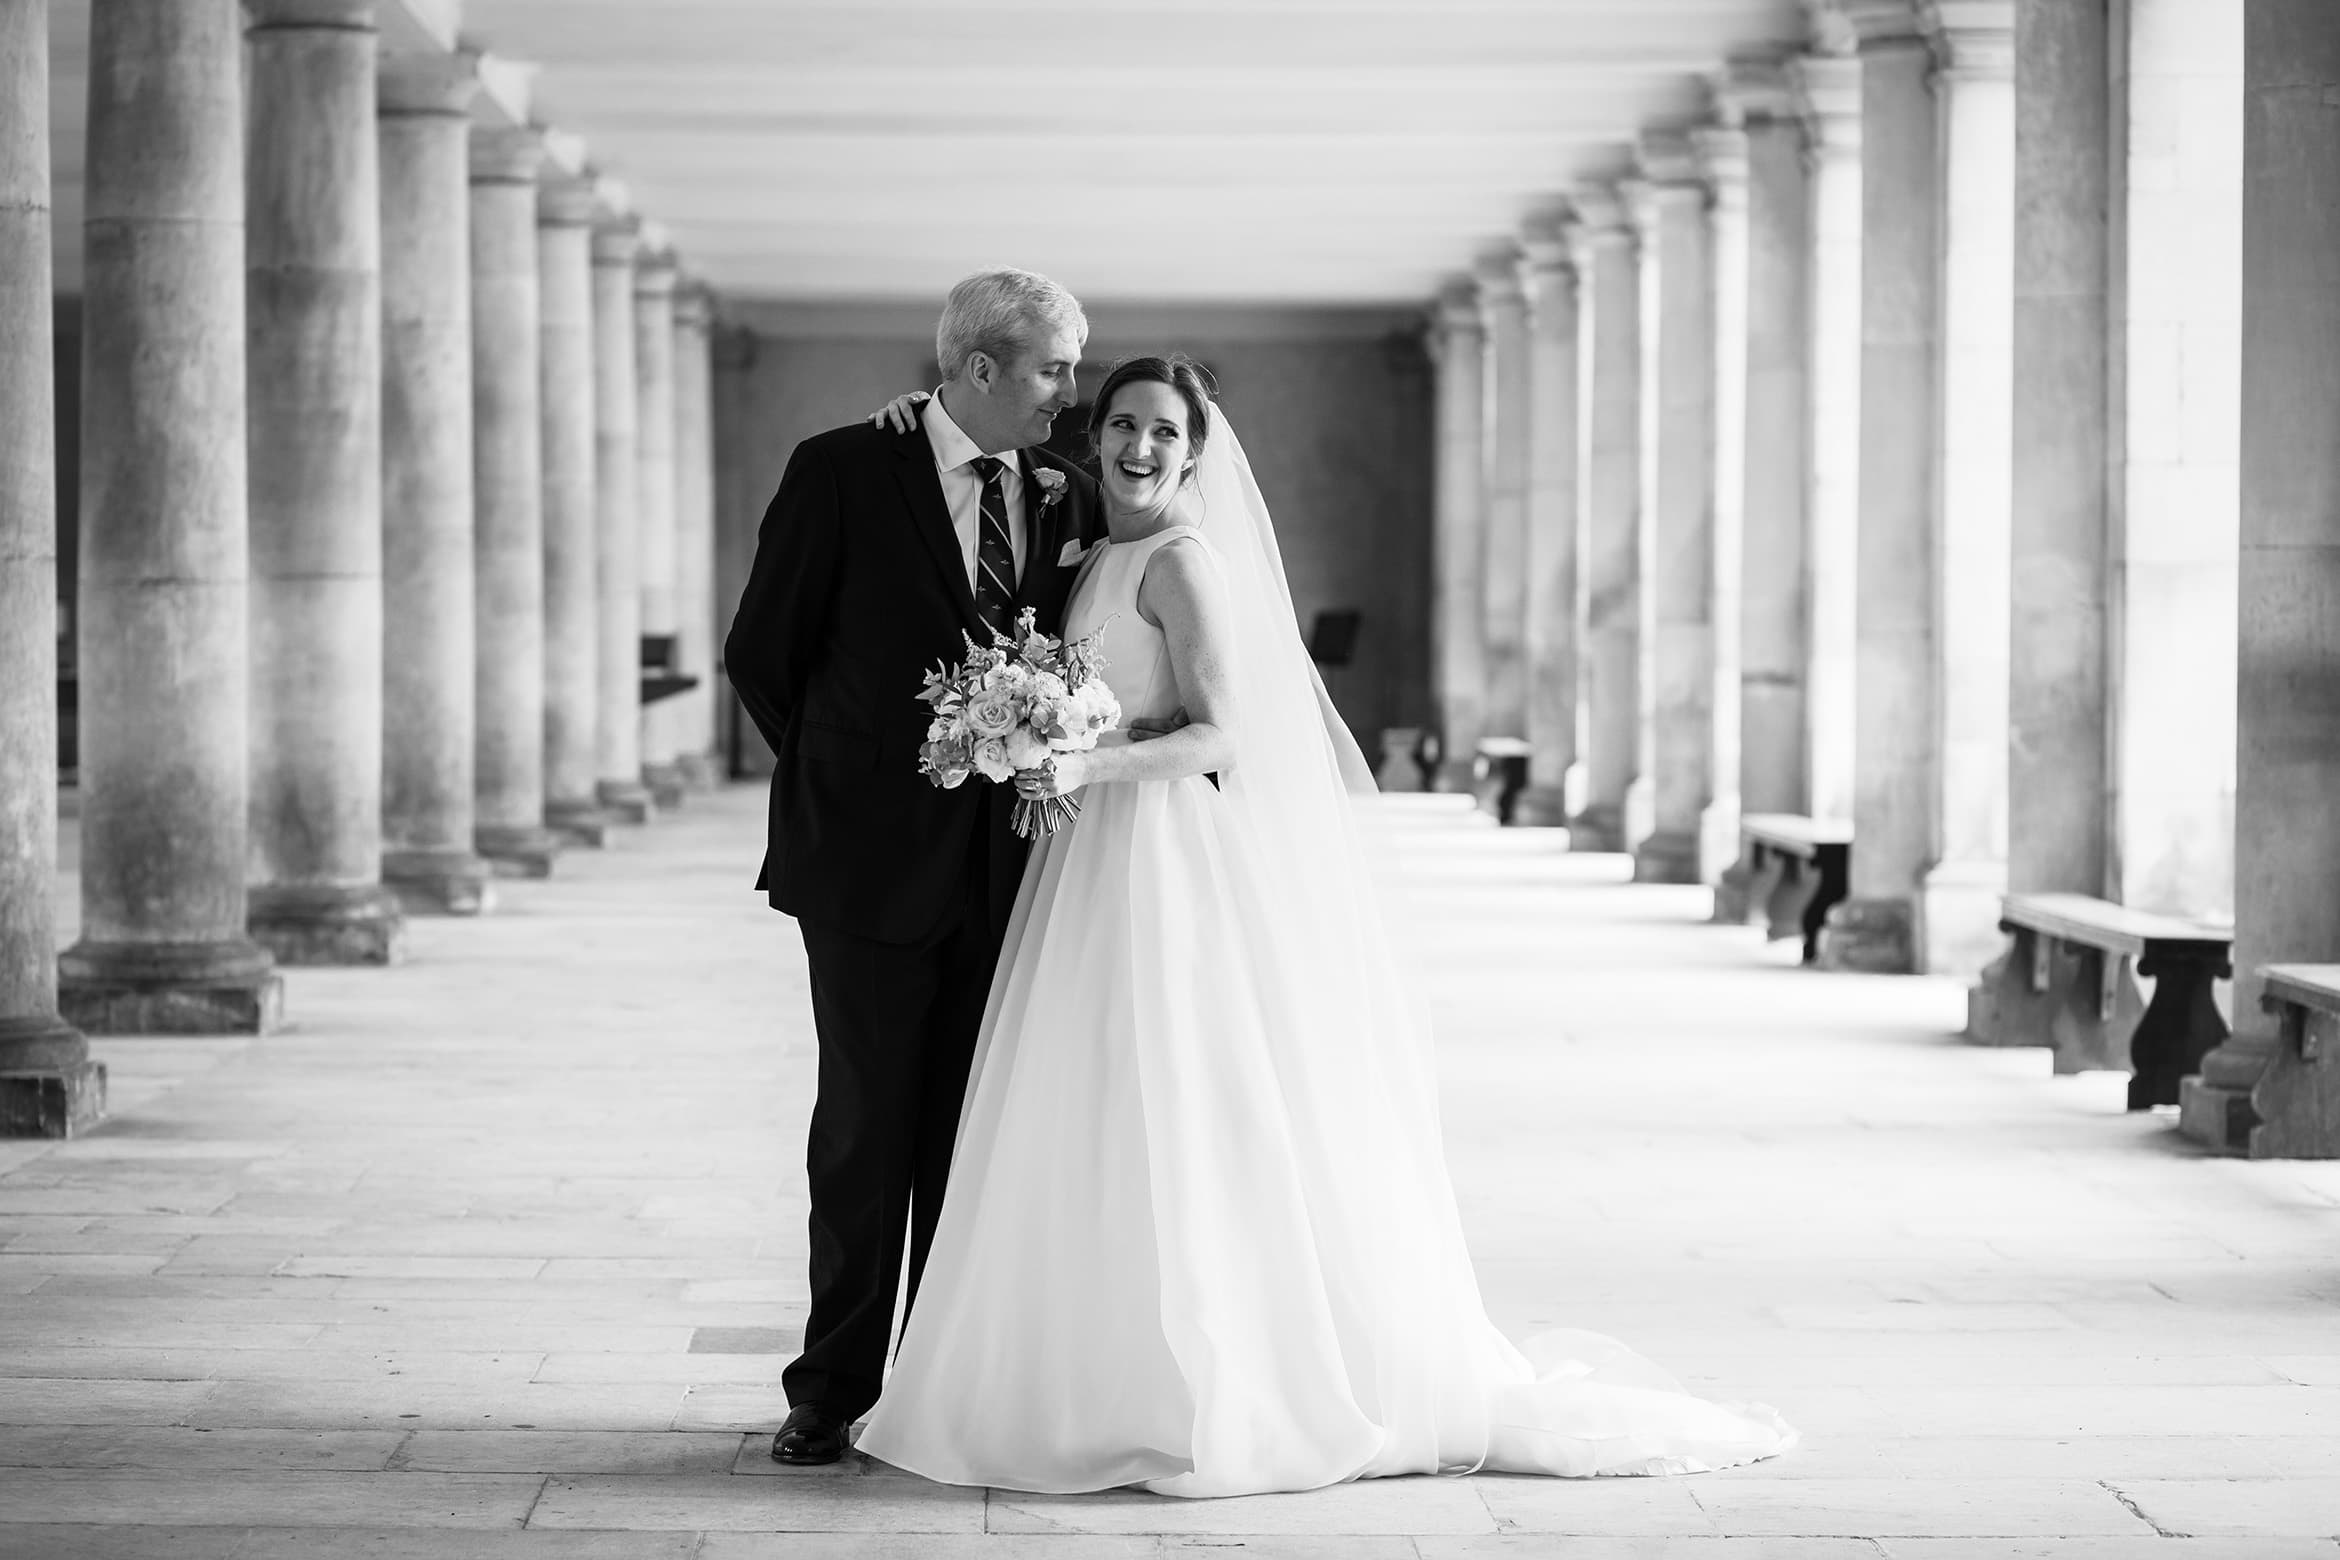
top-left (5, 787), bottom-right (2339, 1560)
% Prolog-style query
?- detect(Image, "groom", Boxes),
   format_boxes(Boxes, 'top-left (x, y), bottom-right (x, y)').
top-left (725, 269), bottom-right (1105, 1466)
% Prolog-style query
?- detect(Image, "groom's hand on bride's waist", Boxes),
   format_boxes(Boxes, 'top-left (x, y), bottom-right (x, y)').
top-left (1128, 709), bottom-right (1191, 743)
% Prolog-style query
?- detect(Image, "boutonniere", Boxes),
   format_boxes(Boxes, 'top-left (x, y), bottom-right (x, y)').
top-left (1032, 467), bottom-right (1067, 513)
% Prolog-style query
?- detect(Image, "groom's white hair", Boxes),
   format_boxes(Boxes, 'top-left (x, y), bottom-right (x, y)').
top-left (936, 268), bottom-right (1087, 380)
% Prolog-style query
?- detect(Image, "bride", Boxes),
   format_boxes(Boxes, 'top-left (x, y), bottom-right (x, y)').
top-left (850, 356), bottom-right (1794, 1498)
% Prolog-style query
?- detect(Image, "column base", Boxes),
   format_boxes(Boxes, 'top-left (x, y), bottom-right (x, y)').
top-left (1511, 785), bottom-right (1572, 832)
top-left (1, 1059), bottom-right (108, 1139)
top-left (1621, 776), bottom-right (1656, 855)
top-left (248, 884), bottom-right (407, 966)
top-left (1567, 803), bottom-right (1625, 853)
top-left (476, 825), bottom-right (562, 879)
top-left (1631, 829), bottom-right (1701, 885)
top-left (1373, 728), bottom-right (1428, 793)
top-left (1697, 799), bottom-right (1742, 888)
top-left (57, 940), bottom-right (285, 1035)
top-left (643, 762), bottom-right (687, 811)
top-left (384, 850), bottom-right (495, 915)
top-left (597, 778), bottom-right (654, 825)
top-left (1816, 895), bottom-right (1916, 974)
top-left (1921, 857), bottom-right (2008, 980)
top-left (1712, 853), bottom-right (1759, 925)
top-left (2179, 1039), bottom-right (2267, 1155)
top-left (546, 798), bottom-right (613, 847)
top-left (0, 1016), bottom-right (106, 1138)
top-left (677, 752), bottom-right (724, 792)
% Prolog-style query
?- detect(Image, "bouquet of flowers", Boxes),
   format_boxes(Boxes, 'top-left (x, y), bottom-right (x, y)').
top-left (917, 606), bottom-right (1122, 839)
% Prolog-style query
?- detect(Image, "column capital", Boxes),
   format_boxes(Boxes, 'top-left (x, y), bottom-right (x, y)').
top-left (673, 284), bottom-right (715, 331)
top-left (1516, 217), bottom-right (1577, 321)
top-left (378, 50), bottom-right (480, 118)
top-left (1435, 279), bottom-right (1485, 339)
top-left (1812, 0), bottom-right (1933, 51)
top-left (1710, 52), bottom-right (1803, 128)
top-left (1919, 0), bottom-right (2013, 78)
top-left (1693, 125), bottom-right (1752, 209)
top-left (1790, 52), bottom-right (1863, 162)
top-left (591, 216), bottom-right (642, 267)
top-left (1517, 214), bottom-right (1574, 279)
top-left (1627, 136), bottom-right (1710, 233)
top-left (634, 248), bottom-right (680, 297)
top-left (1635, 130), bottom-right (1707, 188)
top-left (1474, 248), bottom-right (1527, 341)
top-left (469, 126), bottom-right (545, 186)
top-left (247, 0), bottom-right (375, 31)
top-left (1562, 185), bottom-right (1635, 267)
top-left (537, 168), bottom-right (601, 228)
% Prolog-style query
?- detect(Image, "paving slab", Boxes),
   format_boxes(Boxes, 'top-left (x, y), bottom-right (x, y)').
top-left (0, 1470), bottom-right (544, 1528)
top-left (526, 1472), bottom-right (984, 1532)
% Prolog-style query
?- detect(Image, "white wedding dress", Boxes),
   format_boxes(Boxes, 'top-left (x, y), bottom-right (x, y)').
top-left (854, 418), bottom-right (1795, 1499)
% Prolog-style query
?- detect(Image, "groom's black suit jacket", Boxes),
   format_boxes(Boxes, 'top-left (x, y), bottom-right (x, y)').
top-left (725, 412), bottom-right (1106, 945)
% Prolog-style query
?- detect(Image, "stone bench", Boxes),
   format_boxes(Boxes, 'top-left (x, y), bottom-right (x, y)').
top-left (1472, 737), bottom-right (1532, 825)
top-left (1713, 814), bottom-right (1852, 964)
top-left (2190, 964), bottom-right (2340, 1156)
top-left (1967, 893), bottom-right (2231, 1108)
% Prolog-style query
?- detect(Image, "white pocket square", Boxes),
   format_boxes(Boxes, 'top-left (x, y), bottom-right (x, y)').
top-left (1057, 539), bottom-right (1093, 567)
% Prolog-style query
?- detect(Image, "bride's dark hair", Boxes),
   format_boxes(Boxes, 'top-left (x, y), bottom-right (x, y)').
top-left (1087, 354), bottom-right (1217, 475)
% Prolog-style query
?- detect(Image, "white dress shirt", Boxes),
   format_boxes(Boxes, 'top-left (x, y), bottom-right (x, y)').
top-left (921, 389), bottom-right (1027, 591)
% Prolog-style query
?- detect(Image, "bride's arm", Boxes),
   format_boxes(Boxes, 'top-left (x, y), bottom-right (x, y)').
top-left (1015, 539), bottom-right (1236, 797)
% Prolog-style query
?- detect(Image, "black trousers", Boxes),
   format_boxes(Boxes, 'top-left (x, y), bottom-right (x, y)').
top-left (783, 826), bottom-right (1017, 1422)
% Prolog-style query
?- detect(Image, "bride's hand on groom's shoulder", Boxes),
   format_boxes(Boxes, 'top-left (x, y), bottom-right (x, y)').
top-left (867, 390), bottom-right (930, 434)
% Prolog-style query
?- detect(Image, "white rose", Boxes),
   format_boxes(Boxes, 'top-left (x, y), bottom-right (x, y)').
top-left (964, 691), bottom-right (1018, 739)
top-left (972, 736), bottom-right (1014, 783)
top-left (1003, 728), bottom-right (1050, 773)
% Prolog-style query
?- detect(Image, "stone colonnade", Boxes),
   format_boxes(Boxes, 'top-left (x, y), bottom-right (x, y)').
top-left (0, 0), bottom-right (727, 1133)
top-left (1425, 0), bottom-right (2340, 1153)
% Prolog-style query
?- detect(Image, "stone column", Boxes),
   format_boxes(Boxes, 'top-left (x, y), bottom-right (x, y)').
top-left (1477, 252), bottom-right (1532, 749)
top-left (633, 250), bottom-right (684, 807)
top-left (1712, 63), bottom-right (1816, 917)
top-left (712, 323), bottom-right (773, 779)
top-left (1792, 51), bottom-right (1864, 827)
top-left (376, 54), bottom-right (488, 916)
top-left (244, 0), bottom-right (407, 961)
top-left (537, 173), bottom-right (608, 842)
top-left (59, 0), bottom-right (283, 1032)
top-left (1817, 7), bottom-right (1941, 974)
top-left (2005, 0), bottom-right (2112, 901)
top-left (671, 284), bottom-right (722, 790)
top-left (2113, 0), bottom-right (2243, 920)
top-left (1625, 138), bottom-right (1716, 885)
top-left (592, 220), bottom-right (653, 822)
top-left (1429, 284), bottom-right (1488, 791)
top-left (1694, 120), bottom-right (1751, 885)
top-left (1513, 224), bottom-right (1580, 828)
top-left (0, 0), bottom-right (103, 1133)
top-left (1565, 192), bottom-right (1642, 850)
top-left (2180, 0), bottom-right (2340, 1158)
top-left (469, 127), bottom-right (560, 877)
top-left (1921, 4), bottom-right (2017, 978)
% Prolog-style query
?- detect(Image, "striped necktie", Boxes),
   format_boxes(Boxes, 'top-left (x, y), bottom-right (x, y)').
top-left (969, 456), bottom-right (1017, 637)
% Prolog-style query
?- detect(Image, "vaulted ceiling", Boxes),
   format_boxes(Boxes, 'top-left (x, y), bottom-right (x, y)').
top-left (45, 0), bottom-right (1815, 304)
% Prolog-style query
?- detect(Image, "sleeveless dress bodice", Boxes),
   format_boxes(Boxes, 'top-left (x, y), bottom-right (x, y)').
top-left (1061, 524), bottom-right (1203, 729)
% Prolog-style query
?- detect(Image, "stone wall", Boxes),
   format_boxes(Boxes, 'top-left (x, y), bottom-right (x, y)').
top-left (711, 302), bottom-right (1436, 761)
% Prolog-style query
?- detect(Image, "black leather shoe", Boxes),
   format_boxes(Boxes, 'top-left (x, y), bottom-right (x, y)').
top-left (770, 1403), bottom-right (848, 1466)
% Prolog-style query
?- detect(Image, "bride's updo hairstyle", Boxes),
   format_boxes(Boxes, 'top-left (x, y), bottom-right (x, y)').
top-left (1088, 354), bottom-right (1217, 480)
